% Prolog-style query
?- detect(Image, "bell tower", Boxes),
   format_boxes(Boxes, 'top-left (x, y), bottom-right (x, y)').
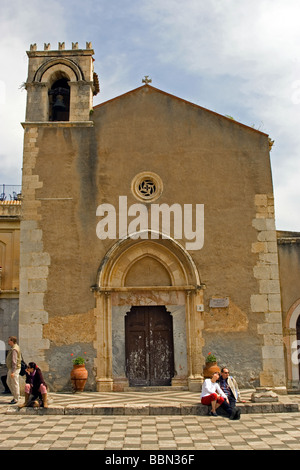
top-left (25, 41), bottom-right (99, 122)
top-left (19, 42), bottom-right (100, 372)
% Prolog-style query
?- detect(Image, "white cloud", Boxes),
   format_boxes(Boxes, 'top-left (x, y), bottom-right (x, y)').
top-left (135, 0), bottom-right (300, 230)
top-left (0, 1), bottom-right (66, 182)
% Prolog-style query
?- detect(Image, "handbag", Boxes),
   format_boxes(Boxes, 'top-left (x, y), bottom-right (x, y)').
top-left (20, 356), bottom-right (27, 376)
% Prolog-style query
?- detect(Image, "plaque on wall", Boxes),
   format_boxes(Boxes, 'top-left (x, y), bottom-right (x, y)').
top-left (209, 297), bottom-right (229, 308)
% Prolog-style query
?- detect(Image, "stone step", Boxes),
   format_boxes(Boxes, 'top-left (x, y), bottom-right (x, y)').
top-left (6, 401), bottom-right (300, 416)
top-left (123, 386), bottom-right (189, 392)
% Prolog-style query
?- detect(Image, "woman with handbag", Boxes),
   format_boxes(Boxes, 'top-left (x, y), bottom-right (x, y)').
top-left (19, 362), bottom-right (48, 408)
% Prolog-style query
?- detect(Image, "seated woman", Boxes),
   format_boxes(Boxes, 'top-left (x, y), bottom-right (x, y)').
top-left (200, 371), bottom-right (229, 416)
top-left (19, 362), bottom-right (48, 408)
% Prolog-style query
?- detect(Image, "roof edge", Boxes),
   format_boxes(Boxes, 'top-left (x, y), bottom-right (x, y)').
top-left (93, 84), bottom-right (269, 137)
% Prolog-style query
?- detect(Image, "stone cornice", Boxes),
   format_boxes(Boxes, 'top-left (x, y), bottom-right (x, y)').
top-left (21, 121), bottom-right (94, 128)
top-left (277, 237), bottom-right (300, 245)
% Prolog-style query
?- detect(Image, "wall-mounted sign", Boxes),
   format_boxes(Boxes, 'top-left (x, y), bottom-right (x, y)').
top-left (209, 297), bottom-right (229, 308)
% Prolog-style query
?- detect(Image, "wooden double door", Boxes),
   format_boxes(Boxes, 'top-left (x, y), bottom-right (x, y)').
top-left (125, 306), bottom-right (174, 386)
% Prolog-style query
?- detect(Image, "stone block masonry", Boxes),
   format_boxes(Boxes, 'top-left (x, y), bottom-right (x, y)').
top-left (251, 194), bottom-right (286, 391)
top-left (19, 125), bottom-right (51, 371)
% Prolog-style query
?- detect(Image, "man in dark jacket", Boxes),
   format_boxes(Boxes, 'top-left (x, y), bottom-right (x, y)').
top-left (218, 367), bottom-right (241, 420)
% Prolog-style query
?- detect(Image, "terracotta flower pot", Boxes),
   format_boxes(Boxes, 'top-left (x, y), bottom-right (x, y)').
top-left (203, 361), bottom-right (221, 379)
top-left (70, 364), bottom-right (88, 392)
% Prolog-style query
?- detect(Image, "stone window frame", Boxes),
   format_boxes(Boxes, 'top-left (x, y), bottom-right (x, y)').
top-left (131, 171), bottom-right (163, 203)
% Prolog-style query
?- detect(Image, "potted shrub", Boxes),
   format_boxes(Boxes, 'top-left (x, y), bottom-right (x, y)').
top-left (203, 352), bottom-right (221, 378)
top-left (70, 354), bottom-right (88, 392)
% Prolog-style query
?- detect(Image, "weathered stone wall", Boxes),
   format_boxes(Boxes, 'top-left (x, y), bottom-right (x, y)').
top-left (0, 298), bottom-right (19, 344)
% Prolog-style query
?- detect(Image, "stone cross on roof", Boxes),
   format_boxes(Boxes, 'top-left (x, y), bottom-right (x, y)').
top-left (142, 76), bottom-right (152, 85)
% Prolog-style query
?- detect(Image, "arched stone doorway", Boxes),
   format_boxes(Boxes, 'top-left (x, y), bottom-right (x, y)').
top-left (284, 299), bottom-right (300, 390)
top-left (93, 234), bottom-right (205, 392)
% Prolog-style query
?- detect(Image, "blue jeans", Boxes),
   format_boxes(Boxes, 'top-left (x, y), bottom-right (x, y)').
top-left (218, 395), bottom-right (236, 417)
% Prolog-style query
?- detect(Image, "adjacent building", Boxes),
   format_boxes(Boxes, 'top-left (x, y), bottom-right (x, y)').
top-left (0, 197), bottom-right (21, 365)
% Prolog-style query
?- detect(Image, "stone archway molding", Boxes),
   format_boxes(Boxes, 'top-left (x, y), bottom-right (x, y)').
top-left (93, 231), bottom-right (205, 392)
top-left (96, 229), bottom-right (202, 290)
top-left (285, 298), bottom-right (300, 389)
top-left (34, 58), bottom-right (84, 84)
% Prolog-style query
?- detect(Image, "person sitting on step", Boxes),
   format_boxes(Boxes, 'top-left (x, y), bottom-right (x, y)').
top-left (19, 362), bottom-right (48, 409)
top-left (200, 371), bottom-right (232, 417)
top-left (217, 367), bottom-right (241, 420)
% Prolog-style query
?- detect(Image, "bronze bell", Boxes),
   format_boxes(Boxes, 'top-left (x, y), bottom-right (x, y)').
top-left (52, 94), bottom-right (66, 110)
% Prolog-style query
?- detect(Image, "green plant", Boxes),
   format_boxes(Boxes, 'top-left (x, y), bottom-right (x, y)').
top-left (71, 355), bottom-right (86, 365)
top-left (205, 352), bottom-right (217, 363)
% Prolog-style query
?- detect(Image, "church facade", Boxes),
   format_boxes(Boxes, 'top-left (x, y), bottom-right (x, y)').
top-left (17, 42), bottom-right (297, 393)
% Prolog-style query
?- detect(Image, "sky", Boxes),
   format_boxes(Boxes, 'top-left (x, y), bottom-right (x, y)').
top-left (0, 0), bottom-right (299, 231)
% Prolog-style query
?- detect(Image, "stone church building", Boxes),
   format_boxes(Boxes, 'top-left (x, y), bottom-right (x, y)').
top-left (6, 42), bottom-right (299, 393)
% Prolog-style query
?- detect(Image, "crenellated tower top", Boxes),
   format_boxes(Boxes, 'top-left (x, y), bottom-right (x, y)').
top-left (28, 41), bottom-right (94, 52)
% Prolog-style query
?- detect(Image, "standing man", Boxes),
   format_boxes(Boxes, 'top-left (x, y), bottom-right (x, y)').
top-left (218, 367), bottom-right (241, 420)
top-left (6, 336), bottom-right (21, 404)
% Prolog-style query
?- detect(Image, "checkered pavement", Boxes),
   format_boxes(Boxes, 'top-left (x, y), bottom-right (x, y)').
top-left (0, 411), bottom-right (300, 450)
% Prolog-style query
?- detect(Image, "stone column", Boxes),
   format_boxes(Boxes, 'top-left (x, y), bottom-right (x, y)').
top-left (25, 82), bottom-right (49, 122)
top-left (111, 305), bottom-right (129, 391)
top-left (167, 305), bottom-right (188, 387)
top-left (68, 81), bottom-right (93, 122)
top-left (94, 292), bottom-right (113, 391)
top-left (186, 290), bottom-right (205, 391)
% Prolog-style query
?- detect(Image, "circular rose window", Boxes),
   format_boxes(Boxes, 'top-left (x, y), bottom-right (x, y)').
top-left (131, 172), bottom-right (163, 202)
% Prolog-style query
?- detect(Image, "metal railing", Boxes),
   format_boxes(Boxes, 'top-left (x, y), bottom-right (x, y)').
top-left (0, 185), bottom-right (22, 201)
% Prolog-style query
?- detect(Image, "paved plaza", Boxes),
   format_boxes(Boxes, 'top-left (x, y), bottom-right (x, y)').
top-left (0, 411), bottom-right (300, 450)
top-left (0, 389), bottom-right (300, 450)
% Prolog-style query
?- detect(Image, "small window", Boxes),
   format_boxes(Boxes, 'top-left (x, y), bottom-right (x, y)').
top-left (48, 78), bottom-right (70, 121)
top-left (131, 172), bottom-right (163, 202)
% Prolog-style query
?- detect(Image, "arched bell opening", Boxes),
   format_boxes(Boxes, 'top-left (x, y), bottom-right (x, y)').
top-left (48, 78), bottom-right (70, 121)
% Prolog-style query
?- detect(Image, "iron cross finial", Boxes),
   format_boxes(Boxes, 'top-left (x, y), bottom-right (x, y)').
top-left (142, 75), bottom-right (152, 85)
